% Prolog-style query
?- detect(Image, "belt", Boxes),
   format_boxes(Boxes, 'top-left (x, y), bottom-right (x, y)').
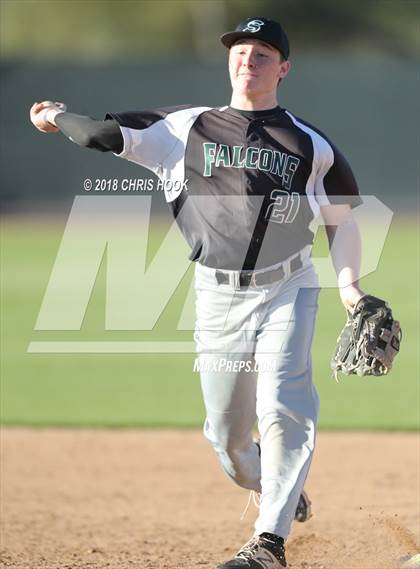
top-left (215, 254), bottom-right (303, 288)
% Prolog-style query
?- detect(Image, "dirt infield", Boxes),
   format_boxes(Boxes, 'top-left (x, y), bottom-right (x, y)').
top-left (1, 429), bottom-right (419, 569)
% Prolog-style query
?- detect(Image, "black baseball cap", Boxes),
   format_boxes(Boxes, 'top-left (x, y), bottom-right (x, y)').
top-left (221, 17), bottom-right (290, 60)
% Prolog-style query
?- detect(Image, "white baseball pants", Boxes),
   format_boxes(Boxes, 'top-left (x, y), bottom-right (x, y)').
top-left (194, 256), bottom-right (320, 539)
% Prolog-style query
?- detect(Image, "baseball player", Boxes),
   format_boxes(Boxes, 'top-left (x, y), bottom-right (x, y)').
top-left (30, 17), bottom-right (365, 568)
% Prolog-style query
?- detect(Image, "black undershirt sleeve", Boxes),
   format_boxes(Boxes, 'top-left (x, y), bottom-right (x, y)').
top-left (54, 113), bottom-right (123, 154)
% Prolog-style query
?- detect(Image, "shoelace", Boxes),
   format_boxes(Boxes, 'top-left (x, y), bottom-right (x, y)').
top-left (237, 535), bottom-right (286, 565)
top-left (236, 537), bottom-right (259, 560)
top-left (240, 490), bottom-right (261, 520)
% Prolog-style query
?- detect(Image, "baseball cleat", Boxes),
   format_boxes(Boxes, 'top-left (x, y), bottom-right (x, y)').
top-left (294, 489), bottom-right (312, 522)
top-left (216, 532), bottom-right (287, 568)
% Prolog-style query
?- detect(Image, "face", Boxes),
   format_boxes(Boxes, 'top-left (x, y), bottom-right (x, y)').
top-left (229, 39), bottom-right (290, 97)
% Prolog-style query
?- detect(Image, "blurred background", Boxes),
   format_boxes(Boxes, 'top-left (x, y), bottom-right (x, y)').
top-left (1, 0), bottom-right (419, 429)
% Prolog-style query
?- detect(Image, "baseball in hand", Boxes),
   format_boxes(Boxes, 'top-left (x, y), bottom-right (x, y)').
top-left (30, 100), bottom-right (67, 133)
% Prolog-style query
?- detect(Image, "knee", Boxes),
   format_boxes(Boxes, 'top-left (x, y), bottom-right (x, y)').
top-left (203, 417), bottom-right (243, 452)
top-left (257, 410), bottom-right (317, 451)
top-left (203, 419), bottom-right (257, 487)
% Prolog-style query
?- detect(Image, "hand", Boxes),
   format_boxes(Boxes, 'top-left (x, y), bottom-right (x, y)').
top-left (30, 101), bottom-right (66, 133)
top-left (339, 285), bottom-right (365, 313)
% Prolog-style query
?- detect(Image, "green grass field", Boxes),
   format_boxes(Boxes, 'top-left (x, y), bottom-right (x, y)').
top-left (1, 215), bottom-right (419, 429)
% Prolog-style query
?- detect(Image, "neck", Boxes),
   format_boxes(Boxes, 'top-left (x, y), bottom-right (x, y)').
top-left (230, 91), bottom-right (279, 111)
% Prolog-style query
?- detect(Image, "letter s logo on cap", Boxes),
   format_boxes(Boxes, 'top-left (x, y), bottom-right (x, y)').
top-left (242, 19), bottom-right (265, 33)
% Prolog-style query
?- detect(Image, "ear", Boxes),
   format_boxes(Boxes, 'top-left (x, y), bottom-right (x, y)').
top-left (278, 60), bottom-right (291, 80)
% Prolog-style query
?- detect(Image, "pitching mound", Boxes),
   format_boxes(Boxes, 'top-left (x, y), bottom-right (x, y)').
top-left (1, 429), bottom-right (419, 569)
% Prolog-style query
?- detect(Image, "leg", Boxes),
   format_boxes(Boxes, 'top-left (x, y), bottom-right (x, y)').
top-left (200, 356), bottom-right (261, 491)
top-left (194, 264), bottom-right (263, 491)
top-left (254, 282), bottom-right (320, 539)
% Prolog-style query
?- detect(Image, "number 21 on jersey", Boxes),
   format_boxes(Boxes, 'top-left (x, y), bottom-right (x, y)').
top-left (265, 189), bottom-right (300, 224)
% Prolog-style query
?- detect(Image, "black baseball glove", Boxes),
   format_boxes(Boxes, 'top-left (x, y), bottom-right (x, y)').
top-left (331, 295), bottom-right (401, 378)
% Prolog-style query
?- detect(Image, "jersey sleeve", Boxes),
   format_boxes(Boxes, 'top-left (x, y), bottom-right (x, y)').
top-left (314, 139), bottom-right (362, 209)
top-left (105, 106), bottom-right (193, 174)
